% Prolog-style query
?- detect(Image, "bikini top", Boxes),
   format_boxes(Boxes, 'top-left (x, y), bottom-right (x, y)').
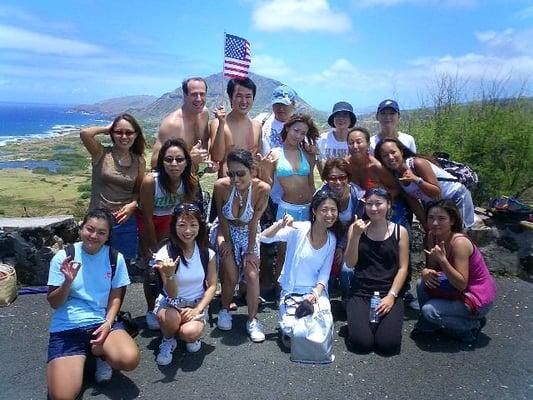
top-left (276, 146), bottom-right (311, 178)
top-left (222, 185), bottom-right (254, 224)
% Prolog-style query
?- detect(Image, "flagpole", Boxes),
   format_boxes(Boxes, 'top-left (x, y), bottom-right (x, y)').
top-left (221, 31), bottom-right (227, 108)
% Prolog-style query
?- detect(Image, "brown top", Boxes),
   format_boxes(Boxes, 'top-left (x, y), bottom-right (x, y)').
top-left (89, 148), bottom-right (141, 212)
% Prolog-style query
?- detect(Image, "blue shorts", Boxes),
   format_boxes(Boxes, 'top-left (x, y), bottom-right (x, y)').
top-left (47, 321), bottom-right (124, 363)
top-left (111, 216), bottom-right (138, 261)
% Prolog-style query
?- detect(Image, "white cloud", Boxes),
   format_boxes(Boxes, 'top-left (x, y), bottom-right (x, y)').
top-left (251, 54), bottom-right (293, 77)
top-left (475, 28), bottom-right (533, 58)
top-left (0, 24), bottom-right (103, 56)
top-left (252, 0), bottom-right (352, 33)
top-left (294, 28), bottom-right (533, 108)
top-left (354, 0), bottom-right (477, 8)
top-left (515, 5), bottom-right (533, 20)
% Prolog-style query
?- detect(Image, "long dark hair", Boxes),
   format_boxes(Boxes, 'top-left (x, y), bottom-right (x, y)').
top-left (280, 113), bottom-right (319, 146)
top-left (426, 199), bottom-right (464, 233)
top-left (81, 208), bottom-right (113, 245)
top-left (109, 113), bottom-right (146, 156)
top-left (168, 203), bottom-right (209, 267)
top-left (309, 188), bottom-right (342, 239)
top-left (156, 138), bottom-right (198, 202)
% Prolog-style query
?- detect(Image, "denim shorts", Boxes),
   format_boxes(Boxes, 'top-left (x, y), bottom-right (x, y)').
top-left (47, 321), bottom-right (124, 363)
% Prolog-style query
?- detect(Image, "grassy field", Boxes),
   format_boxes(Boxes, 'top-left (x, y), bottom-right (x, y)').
top-left (0, 131), bottom-right (327, 219)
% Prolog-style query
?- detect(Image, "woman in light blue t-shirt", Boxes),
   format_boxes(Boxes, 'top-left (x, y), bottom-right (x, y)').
top-left (46, 209), bottom-right (139, 400)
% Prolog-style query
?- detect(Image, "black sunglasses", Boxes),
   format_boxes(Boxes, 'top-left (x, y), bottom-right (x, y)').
top-left (227, 170), bottom-right (247, 178)
top-left (164, 156), bottom-right (186, 164)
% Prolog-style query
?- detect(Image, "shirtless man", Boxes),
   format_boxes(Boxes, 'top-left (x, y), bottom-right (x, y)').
top-left (210, 78), bottom-right (261, 177)
top-left (150, 77), bottom-right (210, 169)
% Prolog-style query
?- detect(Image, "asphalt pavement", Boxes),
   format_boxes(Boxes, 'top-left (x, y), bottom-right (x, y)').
top-left (0, 276), bottom-right (531, 400)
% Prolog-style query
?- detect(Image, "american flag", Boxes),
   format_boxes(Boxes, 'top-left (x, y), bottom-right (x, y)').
top-left (223, 33), bottom-right (251, 80)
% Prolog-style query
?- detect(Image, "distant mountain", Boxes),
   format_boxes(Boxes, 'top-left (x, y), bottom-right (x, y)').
top-left (72, 95), bottom-right (158, 115)
top-left (74, 72), bottom-right (329, 126)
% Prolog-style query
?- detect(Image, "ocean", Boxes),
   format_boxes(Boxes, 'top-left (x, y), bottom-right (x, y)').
top-left (0, 102), bottom-right (111, 146)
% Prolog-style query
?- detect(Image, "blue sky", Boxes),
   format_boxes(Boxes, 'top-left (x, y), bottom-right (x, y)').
top-left (0, 0), bottom-right (531, 112)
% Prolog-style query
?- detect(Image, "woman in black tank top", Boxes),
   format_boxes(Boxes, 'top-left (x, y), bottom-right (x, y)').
top-left (344, 187), bottom-right (409, 354)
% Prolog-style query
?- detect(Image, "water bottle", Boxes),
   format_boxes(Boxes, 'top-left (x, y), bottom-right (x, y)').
top-left (369, 291), bottom-right (381, 323)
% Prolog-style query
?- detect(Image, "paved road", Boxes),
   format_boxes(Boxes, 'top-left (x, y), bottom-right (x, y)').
top-left (1, 276), bottom-right (531, 400)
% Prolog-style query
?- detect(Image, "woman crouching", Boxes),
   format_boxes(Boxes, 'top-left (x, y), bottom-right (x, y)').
top-left (46, 209), bottom-right (139, 400)
top-left (154, 203), bottom-right (217, 365)
top-left (412, 200), bottom-right (496, 343)
top-left (261, 189), bottom-right (340, 356)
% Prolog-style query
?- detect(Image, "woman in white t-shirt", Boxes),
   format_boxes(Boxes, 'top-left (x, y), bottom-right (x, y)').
top-left (261, 189), bottom-right (340, 349)
top-left (153, 203), bottom-right (217, 365)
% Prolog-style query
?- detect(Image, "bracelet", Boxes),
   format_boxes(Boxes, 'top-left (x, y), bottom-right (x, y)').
top-left (388, 290), bottom-right (398, 299)
top-left (103, 319), bottom-right (112, 330)
top-left (416, 177), bottom-right (424, 185)
top-left (165, 274), bottom-right (175, 281)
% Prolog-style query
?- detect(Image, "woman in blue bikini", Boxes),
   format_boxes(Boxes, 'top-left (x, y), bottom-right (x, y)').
top-left (261, 113), bottom-right (320, 221)
top-left (211, 149), bottom-right (271, 342)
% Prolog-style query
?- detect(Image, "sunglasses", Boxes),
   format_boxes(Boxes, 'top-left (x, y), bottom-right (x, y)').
top-left (173, 203), bottom-right (200, 214)
top-left (327, 175), bottom-right (348, 183)
top-left (365, 187), bottom-right (389, 198)
top-left (164, 156), bottom-right (187, 164)
top-left (113, 129), bottom-right (136, 137)
top-left (227, 170), bottom-right (247, 178)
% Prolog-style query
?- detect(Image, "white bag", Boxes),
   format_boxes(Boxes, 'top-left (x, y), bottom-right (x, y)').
top-left (0, 264), bottom-right (17, 307)
top-left (290, 302), bottom-right (335, 364)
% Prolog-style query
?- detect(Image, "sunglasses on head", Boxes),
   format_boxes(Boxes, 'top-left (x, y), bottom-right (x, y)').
top-left (173, 203), bottom-right (200, 214)
top-left (227, 170), bottom-right (247, 178)
top-left (164, 156), bottom-right (186, 164)
top-left (365, 187), bottom-right (389, 198)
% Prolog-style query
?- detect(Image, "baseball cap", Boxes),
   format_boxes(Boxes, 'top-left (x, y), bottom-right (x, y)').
top-left (377, 99), bottom-right (400, 114)
top-left (271, 85), bottom-right (296, 106)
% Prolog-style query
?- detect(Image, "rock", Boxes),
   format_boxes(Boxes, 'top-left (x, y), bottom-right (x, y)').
top-left (0, 216), bottom-right (78, 285)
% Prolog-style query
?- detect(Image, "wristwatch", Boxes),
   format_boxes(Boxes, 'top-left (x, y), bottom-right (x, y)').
top-left (388, 290), bottom-right (398, 298)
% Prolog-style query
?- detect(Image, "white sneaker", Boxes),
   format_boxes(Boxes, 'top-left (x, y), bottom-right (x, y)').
top-left (156, 337), bottom-right (177, 366)
top-left (94, 358), bottom-right (112, 383)
top-left (217, 309), bottom-right (232, 331)
top-left (146, 310), bottom-right (160, 330)
top-left (246, 318), bottom-right (265, 343)
top-left (185, 340), bottom-right (201, 353)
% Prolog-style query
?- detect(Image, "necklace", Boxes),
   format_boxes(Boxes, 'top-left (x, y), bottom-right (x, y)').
top-left (236, 185), bottom-right (250, 207)
top-left (113, 149), bottom-right (130, 167)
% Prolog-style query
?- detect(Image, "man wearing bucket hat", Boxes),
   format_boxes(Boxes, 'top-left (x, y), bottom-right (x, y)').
top-left (369, 99), bottom-right (416, 156)
top-left (317, 101), bottom-right (357, 174)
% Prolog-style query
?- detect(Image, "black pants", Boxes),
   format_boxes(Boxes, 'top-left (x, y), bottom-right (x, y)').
top-left (346, 295), bottom-right (404, 354)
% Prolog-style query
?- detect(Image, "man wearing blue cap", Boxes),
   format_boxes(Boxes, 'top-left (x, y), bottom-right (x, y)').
top-left (369, 99), bottom-right (416, 156)
top-left (317, 101), bottom-right (357, 174)
top-left (258, 85), bottom-right (297, 155)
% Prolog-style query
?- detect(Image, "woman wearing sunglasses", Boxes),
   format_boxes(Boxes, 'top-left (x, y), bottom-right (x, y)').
top-left (211, 149), bottom-right (270, 342)
top-left (317, 158), bottom-right (364, 300)
top-left (80, 113), bottom-right (147, 264)
top-left (138, 138), bottom-right (204, 330)
top-left (344, 187), bottom-right (409, 354)
top-left (153, 203), bottom-right (217, 365)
